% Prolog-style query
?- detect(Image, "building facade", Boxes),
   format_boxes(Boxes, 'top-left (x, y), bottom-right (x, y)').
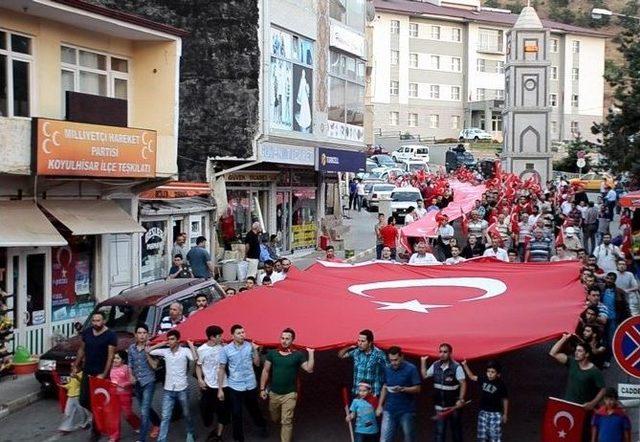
top-left (368, 0), bottom-right (606, 143)
top-left (0, 0), bottom-right (184, 354)
top-left (211, 0), bottom-right (368, 255)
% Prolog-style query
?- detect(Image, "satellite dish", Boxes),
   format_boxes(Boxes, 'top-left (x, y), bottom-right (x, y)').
top-left (366, 2), bottom-right (376, 21)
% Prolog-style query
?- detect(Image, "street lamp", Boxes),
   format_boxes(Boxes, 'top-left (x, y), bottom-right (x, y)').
top-left (591, 7), bottom-right (640, 20)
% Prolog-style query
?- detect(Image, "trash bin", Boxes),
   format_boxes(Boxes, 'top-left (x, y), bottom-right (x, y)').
top-left (237, 260), bottom-right (249, 281)
top-left (221, 259), bottom-right (238, 282)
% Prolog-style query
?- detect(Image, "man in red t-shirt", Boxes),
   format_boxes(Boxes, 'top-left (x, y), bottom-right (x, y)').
top-left (379, 216), bottom-right (399, 260)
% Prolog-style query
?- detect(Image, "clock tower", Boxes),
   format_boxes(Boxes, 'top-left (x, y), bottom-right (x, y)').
top-left (501, 6), bottom-right (553, 183)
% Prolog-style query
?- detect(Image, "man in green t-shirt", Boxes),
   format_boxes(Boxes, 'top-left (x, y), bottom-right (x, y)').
top-left (549, 333), bottom-right (606, 407)
top-left (259, 328), bottom-right (315, 442)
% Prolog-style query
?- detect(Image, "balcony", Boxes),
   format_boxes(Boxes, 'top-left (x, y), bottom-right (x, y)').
top-left (477, 43), bottom-right (504, 54)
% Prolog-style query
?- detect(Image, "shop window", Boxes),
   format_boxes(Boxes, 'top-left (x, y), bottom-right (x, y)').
top-left (291, 188), bottom-right (317, 250)
top-left (140, 221), bottom-right (167, 283)
top-left (0, 30), bottom-right (32, 117)
top-left (60, 45), bottom-right (129, 117)
top-left (270, 27), bottom-right (314, 133)
top-left (330, 0), bottom-right (366, 32)
top-left (51, 237), bottom-right (96, 323)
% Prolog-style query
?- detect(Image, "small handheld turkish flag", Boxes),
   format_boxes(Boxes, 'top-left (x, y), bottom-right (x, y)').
top-left (541, 397), bottom-right (587, 442)
top-left (89, 376), bottom-right (120, 436)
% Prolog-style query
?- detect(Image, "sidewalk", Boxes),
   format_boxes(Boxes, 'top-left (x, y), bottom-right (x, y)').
top-left (0, 374), bottom-right (42, 420)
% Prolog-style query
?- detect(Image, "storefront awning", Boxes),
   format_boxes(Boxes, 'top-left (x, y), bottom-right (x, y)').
top-left (139, 197), bottom-right (215, 216)
top-left (0, 201), bottom-right (67, 247)
top-left (39, 200), bottom-right (146, 235)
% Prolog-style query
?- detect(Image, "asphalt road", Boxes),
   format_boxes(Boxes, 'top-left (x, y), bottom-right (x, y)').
top-left (0, 342), bottom-right (573, 442)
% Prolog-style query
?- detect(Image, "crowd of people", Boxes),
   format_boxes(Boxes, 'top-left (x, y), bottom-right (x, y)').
top-left (55, 164), bottom-right (639, 442)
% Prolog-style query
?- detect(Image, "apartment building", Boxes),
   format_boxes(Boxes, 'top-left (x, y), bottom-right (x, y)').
top-left (0, 0), bottom-right (184, 354)
top-left (369, 0), bottom-right (606, 142)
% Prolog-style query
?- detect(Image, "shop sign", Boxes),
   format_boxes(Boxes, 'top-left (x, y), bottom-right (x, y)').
top-left (34, 118), bottom-right (157, 178)
top-left (317, 147), bottom-right (366, 173)
top-left (327, 120), bottom-right (364, 142)
top-left (330, 20), bottom-right (365, 58)
top-left (141, 221), bottom-right (166, 283)
top-left (226, 171), bottom-right (279, 182)
top-left (292, 224), bottom-right (317, 249)
top-left (258, 143), bottom-right (315, 166)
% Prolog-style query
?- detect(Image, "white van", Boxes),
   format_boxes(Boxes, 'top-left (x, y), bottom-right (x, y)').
top-left (391, 145), bottom-right (430, 163)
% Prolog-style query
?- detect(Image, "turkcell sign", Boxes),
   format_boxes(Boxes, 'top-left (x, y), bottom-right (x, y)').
top-left (258, 143), bottom-right (315, 166)
top-left (317, 147), bottom-right (366, 173)
top-left (618, 383), bottom-right (640, 398)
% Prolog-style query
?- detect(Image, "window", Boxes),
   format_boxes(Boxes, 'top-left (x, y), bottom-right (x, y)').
top-left (60, 45), bottom-right (129, 115)
top-left (329, 50), bottom-right (365, 128)
top-left (477, 58), bottom-right (486, 72)
top-left (271, 29), bottom-right (315, 132)
top-left (549, 93), bottom-right (557, 106)
top-left (0, 30), bottom-right (32, 117)
top-left (390, 20), bottom-right (400, 34)
top-left (452, 28), bottom-right (462, 42)
top-left (477, 88), bottom-right (486, 100)
top-left (496, 61), bottom-right (505, 74)
top-left (391, 50), bottom-right (399, 65)
top-left (496, 89), bottom-right (504, 100)
top-left (431, 26), bottom-right (441, 40)
top-left (551, 66), bottom-right (558, 80)
top-left (409, 53), bottom-right (418, 68)
top-left (330, 0), bottom-right (366, 32)
top-left (491, 114), bottom-right (502, 131)
top-left (429, 114), bottom-right (439, 128)
top-left (451, 57), bottom-right (461, 72)
top-left (451, 115), bottom-right (461, 129)
top-left (551, 120), bottom-right (557, 133)
top-left (408, 113), bottom-right (418, 127)
top-left (451, 86), bottom-right (461, 100)
top-left (478, 28), bottom-right (503, 52)
top-left (429, 85), bottom-right (440, 99)
top-left (571, 121), bottom-right (579, 134)
top-left (430, 55), bottom-right (440, 70)
top-left (390, 80), bottom-right (399, 95)
top-left (571, 94), bottom-right (579, 107)
top-left (409, 82), bottom-right (418, 97)
top-left (572, 41), bottom-right (580, 53)
top-left (389, 111), bottom-right (399, 125)
top-left (572, 68), bottom-right (579, 81)
top-left (409, 23), bottom-right (418, 37)
top-left (550, 38), bottom-right (559, 53)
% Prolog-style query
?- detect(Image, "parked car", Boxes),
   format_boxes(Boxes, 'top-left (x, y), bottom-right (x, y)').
top-left (459, 128), bottom-right (493, 142)
top-left (35, 278), bottom-right (225, 391)
top-left (380, 168), bottom-right (405, 182)
top-left (569, 172), bottom-right (615, 191)
top-left (370, 154), bottom-right (397, 169)
top-left (391, 145), bottom-right (430, 163)
top-left (365, 158), bottom-right (377, 173)
top-left (390, 187), bottom-right (423, 222)
top-left (363, 183), bottom-right (396, 211)
top-left (400, 160), bottom-right (430, 174)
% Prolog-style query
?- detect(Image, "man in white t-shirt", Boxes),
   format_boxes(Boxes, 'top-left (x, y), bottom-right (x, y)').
top-left (483, 242), bottom-right (509, 262)
top-left (593, 233), bottom-right (624, 273)
top-left (148, 330), bottom-right (197, 442)
top-left (408, 242), bottom-right (441, 265)
top-left (415, 199), bottom-right (427, 219)
top-left (614, 259), bottom-right (640, 316)
top-left (356, 180), bottom-right (366, 212)
top-left (444, 245), bottom-right (466, 265)
top-left (196, 325), bottom-right (230, 441)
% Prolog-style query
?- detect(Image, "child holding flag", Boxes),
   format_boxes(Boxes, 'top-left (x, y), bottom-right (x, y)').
top-left (109, 350), bottom-right (140, 441)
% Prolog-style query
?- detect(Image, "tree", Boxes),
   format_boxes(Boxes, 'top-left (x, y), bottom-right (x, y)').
top-left (553, 137), bottom-right (592, 173)
top-left (591, 2), bottom-right (640, 177)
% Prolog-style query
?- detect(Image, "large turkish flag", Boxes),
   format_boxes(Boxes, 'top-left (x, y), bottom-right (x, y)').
top-left (541, 397), bottom-right (587, 442)
top-left (174, 259), bottom-right (584, 359)
top-left (89, 376), bottom-right (120, 436)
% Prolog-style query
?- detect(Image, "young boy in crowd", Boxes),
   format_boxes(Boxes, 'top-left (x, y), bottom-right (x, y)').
top-left (591, 388), bottom-right (631, 442)
top-left (346, 381), bottom-right (379, 442)
top-left (461, 360), bottom-right (509, 442)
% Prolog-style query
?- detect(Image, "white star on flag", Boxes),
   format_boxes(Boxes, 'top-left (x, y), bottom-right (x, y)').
top-left (372, 299), bottom-right (451, 314)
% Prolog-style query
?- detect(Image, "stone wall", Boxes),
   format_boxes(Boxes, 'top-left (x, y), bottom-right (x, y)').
top-left (90, 0), bottom-right (260, 180)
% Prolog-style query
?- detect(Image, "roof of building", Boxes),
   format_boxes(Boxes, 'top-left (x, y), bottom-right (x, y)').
top-left (373, 0), bottom-right (609, 37)
top-left (52, 0), bottom-right (189, 37)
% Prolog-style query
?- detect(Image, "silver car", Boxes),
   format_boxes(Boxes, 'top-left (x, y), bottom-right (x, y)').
top-left (363, 183), bottom-right (396, 211)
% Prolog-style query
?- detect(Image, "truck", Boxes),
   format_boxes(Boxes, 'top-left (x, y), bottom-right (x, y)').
top-left (444, 144), bottom-right (477, 172)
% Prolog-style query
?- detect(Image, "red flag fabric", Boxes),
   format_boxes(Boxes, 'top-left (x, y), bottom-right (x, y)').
top-left (541, 397), bottom-right (587, 442)
top-left (89, 376), bottom-right (120, 436)
top-left (170, 260), bottom-right (584, 359)
top-left (461, 208), bottom-right (469, 237)
top-left (487, 223), bottom-right (503, 247)
top-left (620, 190), bottom-right (640, 208)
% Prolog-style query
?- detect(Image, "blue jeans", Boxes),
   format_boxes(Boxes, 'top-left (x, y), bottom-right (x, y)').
top-left (434, 409), bottom-right (463, 442)
top-left (158, 389), bottom-right (195, 442)
top-left (380, 411), bottom-right (416, 442)
top-left (134, 381), bottom-right (161, 442)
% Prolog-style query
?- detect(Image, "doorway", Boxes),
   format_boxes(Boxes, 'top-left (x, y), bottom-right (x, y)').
top-left (6, 248), bottom-right (51, 355)
top-left (276, 190), bottom-right (292, 253)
